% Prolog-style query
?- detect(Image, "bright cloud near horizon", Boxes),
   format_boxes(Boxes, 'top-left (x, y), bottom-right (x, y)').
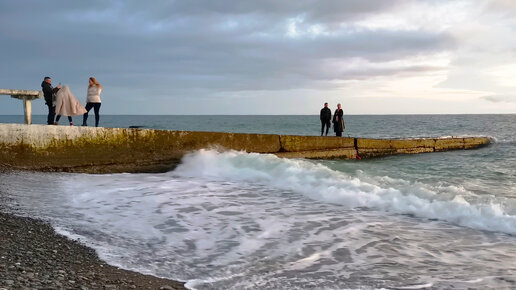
top-left (1, 0), bottom-right (515, 114)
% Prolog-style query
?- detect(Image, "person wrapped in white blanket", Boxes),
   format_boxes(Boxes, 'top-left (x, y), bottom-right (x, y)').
top-left (54, 85), bottom-right (87, 126)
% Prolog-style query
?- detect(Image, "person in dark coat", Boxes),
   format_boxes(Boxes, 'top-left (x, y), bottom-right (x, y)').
top-left (41, 76), bottom-right (60, 125)
top-left (332, 103), bottom-right (345, 137)
top-left (320, 102), bottom-right (332, 136)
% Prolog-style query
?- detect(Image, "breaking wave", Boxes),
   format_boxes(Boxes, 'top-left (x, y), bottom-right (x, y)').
top-left (174, 149), bottom-right (516, 235)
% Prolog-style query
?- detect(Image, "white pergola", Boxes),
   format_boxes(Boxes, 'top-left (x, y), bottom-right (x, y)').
top-left (0, 89), bottom-right (42, 124)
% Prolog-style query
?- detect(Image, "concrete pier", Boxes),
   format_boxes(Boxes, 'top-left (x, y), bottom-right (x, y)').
top-left (0, 124), bottom-right (491, 173)
top-left (0, 89), bottom-right (42, 125)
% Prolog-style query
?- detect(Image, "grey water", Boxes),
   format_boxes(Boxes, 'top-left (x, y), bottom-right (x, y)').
top-left (1, 114), bottom-right (510, 138)
top-left (1, 114), bottom-right (515, 289)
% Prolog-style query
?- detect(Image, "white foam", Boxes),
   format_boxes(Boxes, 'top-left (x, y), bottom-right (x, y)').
top-left (396, 283), bottom-right (434, 289)
top-left (174, 149), bottom-right (516, 235)
top-left (4, 150), bottom-right (515, 288)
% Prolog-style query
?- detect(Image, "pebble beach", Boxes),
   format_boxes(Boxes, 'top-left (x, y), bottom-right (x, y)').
top-left (0, 169), bottom-right (186, 290)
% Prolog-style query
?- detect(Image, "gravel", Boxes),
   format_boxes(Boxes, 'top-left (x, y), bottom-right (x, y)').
top-left (0, 211), bottom-right (186, 289)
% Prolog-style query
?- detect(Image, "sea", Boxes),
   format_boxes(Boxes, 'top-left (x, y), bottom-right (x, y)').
top-left (1, 114), bottom-right (515, 289)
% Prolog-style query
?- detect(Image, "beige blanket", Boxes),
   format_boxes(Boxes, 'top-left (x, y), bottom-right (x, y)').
top-left (54, 85), bottom-right (87, 116)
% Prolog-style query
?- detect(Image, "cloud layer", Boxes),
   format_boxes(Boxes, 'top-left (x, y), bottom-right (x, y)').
top-left (0, 0), bottom-right (515, 114)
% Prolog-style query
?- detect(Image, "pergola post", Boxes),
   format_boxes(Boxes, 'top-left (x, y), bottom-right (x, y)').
top-left (23, 96), bottom-right (32, 124)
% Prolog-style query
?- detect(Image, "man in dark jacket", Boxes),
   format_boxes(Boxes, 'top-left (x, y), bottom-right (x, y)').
top-left (320, 102), bottom-right (332, 136)
top-left (41, 76), bottom-right (59, 125)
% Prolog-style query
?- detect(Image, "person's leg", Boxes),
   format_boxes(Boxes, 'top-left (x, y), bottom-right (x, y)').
top-left (336, 131), bottom-right (342, 137)
top-left (68, 116), bottom-right (73, 125)
top-left (93, 103), bottom-right (101, 127)
top-left (83, 103), bottom-right (93, 126)
top-left (325, 121), bottom-right (330, 136)
top-left (46, 104), bottom-right (51, 124)
top-left (321, 121), bottom-right (325, 136)
top-left (55, 115), bottom-right (61, 123)
top-left (47, 104), bottom-right (54, 125)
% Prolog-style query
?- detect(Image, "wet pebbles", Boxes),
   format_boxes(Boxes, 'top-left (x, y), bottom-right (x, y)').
top-left (0, 212), bottom-right (186, 289)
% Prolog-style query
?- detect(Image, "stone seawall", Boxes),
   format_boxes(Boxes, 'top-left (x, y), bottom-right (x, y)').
top-left (0, 124), bottom-right (490, 173)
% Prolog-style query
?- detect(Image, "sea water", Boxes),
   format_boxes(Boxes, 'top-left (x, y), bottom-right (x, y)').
top-left (1, 114), bottom-right (515, 289)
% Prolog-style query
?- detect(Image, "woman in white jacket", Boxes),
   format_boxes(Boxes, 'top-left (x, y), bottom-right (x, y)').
top-left (54, 85), bottom-right (87, 126)
top-left (82, 77), bottom-right (103, 127)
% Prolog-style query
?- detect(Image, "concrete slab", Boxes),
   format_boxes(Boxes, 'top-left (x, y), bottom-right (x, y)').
top-left (280, 135), bottom-right (354, 152)
top-left (0, 124), bottom-right (491, 173)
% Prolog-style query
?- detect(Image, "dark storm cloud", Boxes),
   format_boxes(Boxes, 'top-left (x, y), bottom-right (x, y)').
top-left (0, 0), bottom-right (455, 109)
top-left (120, 0), bottom-right (404, 21)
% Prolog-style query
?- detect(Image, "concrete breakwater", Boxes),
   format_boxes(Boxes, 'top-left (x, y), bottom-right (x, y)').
top-left (0, 124), bottom-right (490, 173)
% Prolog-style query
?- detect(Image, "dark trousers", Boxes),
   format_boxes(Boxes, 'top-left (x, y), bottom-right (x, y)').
top-left (321, 120), bottom-right (331, 136)
top-left (83, 102), bottom-right (101, 127)
top-left (46, 104), bottom-right (55, 125)
top-left (55, 115), bottom-right (72, 123)
top-left (336, 131), bottom-right (342, 137)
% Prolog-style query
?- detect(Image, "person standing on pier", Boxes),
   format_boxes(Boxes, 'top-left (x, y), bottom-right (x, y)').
top-left (332, 103), bottom-right (345, 137)
top-left (320, 102), bottom-right (332, 136)
top-left (54, 85), bottom-right (87, 126)
top-left (82, 77), bottom-right (102, 127)
top-left (41, 76), bottom-right (60, 125)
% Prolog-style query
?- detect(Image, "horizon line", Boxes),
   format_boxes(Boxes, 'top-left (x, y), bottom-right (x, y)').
top-left (1, 113), bottom-right (515, 116)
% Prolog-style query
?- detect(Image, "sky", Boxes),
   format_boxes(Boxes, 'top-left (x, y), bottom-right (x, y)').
top-left (1, 0), bottom-right (515, 115)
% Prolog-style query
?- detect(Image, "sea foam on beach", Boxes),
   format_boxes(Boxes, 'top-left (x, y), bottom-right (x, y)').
top-left (2, 147), bottom-right (516, 289)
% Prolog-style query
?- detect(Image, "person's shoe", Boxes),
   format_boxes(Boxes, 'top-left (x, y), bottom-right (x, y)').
top-left (70, 122), bottom-right (74, 126)
top-left (82, 123), bottom-right (87, 126)
top-left (54, 122), bottom-right (58, 125)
